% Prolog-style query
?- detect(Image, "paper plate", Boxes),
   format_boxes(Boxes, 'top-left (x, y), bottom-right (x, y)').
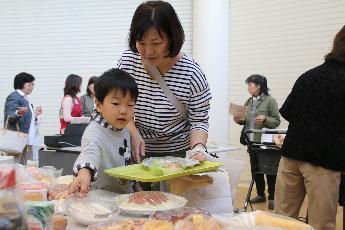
top-left (115, 192), bottom-right (188, 216)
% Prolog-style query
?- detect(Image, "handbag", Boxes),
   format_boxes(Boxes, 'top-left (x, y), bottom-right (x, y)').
top-left (146, 64), bottom-right (188, 120)
top-left (0, 117), bottom-right (28, 155)
top-left (240, 125), bottom-right (247, 145)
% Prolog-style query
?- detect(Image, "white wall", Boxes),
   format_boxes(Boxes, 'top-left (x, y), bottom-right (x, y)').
top-left (0, 0), bottom-right (193, 138)
top-left (229, 0), bottom-right (345, 145)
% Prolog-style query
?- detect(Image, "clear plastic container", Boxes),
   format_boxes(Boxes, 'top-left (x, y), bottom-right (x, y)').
top-left (65, 195), bottom-right (119, 225)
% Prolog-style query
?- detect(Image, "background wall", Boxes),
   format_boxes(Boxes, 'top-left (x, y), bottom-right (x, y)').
top-left (229, 0), bottom-right (345, 145)
top-left (0, 0), bottom-right (193, 138)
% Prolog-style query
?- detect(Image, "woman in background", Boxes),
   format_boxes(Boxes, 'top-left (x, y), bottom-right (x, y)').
top-left (4, 72), bottom-right (43, 162)
top-left (59, 74), bottom-right (83, 134)
top-left (80, 76), bottom-right (98, 117)
top-left (234, 74), bottom-right (280, 210)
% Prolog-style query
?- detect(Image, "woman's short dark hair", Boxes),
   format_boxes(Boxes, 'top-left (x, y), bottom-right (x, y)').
top-left (325, 25), bottom-right (345, 63)
top-left (128, 0), bottom-right (185, 57)
top-left (86, 76), bottom-right (98, 96)
top-left (95, 68), bottom-right (139, 103)
top-left (14, 72), bottom-right (35, 90)
top-left (64, 74), bottom-right (82, 98)
top-left (245, 74), bottom-right (270, 96)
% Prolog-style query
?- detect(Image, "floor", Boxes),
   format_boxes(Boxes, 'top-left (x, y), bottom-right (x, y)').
top-left (228, 147), bottom-right (344, 230)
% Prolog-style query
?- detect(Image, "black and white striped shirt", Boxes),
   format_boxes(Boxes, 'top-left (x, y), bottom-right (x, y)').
top-left (117, 50), bottom-right (212, 153)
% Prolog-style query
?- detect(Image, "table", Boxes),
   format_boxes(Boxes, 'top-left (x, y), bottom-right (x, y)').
top-left (207, 145), bottom-right (241, 158)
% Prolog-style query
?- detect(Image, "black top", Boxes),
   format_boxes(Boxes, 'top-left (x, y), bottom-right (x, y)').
top-left (280, 60), bottom-right (345, 172)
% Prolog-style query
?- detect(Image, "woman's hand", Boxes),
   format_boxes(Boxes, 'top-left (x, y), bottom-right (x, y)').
top-left (254, 115), bottom-right (266, 124)
top-left (35, 106), bottom-right (43, 116)
top-left (17, 107), bottom-right (28, 116)
top-left (131, 132), bottom-right (145, 163)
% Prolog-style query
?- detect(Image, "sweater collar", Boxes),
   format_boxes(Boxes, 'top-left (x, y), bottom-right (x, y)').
top-left (91, 110), bottom-right (123, 132)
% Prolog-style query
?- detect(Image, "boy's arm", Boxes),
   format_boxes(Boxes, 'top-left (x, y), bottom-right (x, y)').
top-left (73, 138), bottom-right (102, 182)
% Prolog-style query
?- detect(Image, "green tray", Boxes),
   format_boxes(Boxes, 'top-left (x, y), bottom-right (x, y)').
top-left (105, 161), bottom-right (222, 182)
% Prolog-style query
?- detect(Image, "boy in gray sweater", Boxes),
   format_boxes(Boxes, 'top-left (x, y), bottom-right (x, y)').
top-left (69, 68), bottom-right (139, 196)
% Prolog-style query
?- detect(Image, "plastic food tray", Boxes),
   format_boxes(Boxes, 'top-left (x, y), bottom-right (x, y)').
top-left (105, 161), bottom-right (222, 182)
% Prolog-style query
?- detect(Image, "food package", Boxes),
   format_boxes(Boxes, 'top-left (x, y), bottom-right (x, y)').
top-left (0, 164), bottom-right (28, 230)
top-left (142, 157), bottom-right (200, 176)
top-left (23, 189), bottom-right (48, 201)
top-left (48, 184), bottom-right (69, 200)
top-left (17, 165), bottom-right (63, 185)
top-left (52, 215), bottom-right (68, 230)
top-left (65, 195), bottom-right (119, 225)
top-left (89, 218), bottom-right (174, 230)
top-left (25, 201), bottom-right (55, 230)
top-left (223, 211), bottom-right (314, 230)
top-left (174, 214), bottom-right (225, 230)
top-left (152, 207), bottom-right (211, 224)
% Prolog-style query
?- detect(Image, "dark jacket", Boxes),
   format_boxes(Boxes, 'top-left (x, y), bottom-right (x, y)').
top-left (4, 91), bottom-right (32, 133)
top-left (280, 60), bottom-right (345, 172)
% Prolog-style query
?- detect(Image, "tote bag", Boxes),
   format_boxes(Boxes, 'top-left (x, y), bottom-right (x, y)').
top-left (0, 117), bottom-right (28, 154)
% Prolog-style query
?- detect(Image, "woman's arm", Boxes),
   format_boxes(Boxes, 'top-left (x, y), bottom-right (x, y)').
top-left (263, 99), bottom-right (281, 128)
top-left (62, 96), bottom-right (74, 122)
top-left (128, 120), bottom-right (145, 163)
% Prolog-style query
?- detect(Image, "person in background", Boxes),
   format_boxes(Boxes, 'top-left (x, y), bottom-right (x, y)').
top-left (80, 76), bottom-right (98, 117)
top-left (4, 72), bottom-right (43, 162)
top-left (234, 74), bottom-right (280, 210)
top-left (117, 1), bottom-right (212, 164)
top-left (274, 25), bottom-right (345, 230)
top-left (59, 74), bottom-right (83, 134)
top-left (69, 68), bottom-right (139, 196)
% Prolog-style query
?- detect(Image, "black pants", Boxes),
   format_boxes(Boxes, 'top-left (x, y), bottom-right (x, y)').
top-left (249, 149), bottom-right (277, 200)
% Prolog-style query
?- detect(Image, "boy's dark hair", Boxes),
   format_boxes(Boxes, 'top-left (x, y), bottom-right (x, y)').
top-left (325, 25), bottom-right (345, 63)
top-left (64, 74), bottom-right (82, 99)
top-left (95, 68), bottom-right (139, 103)
top-left (128, 0), bottom-right (184, 57)
top-left (86, 76), bottom-right (98, 96)
top-left (245, 74), bottom-right (270, 96)
top-left (14, 72), bottom-right (35, 90)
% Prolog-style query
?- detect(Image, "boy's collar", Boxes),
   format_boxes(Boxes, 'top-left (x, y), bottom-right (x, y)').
top-left (91, 110), bottom-right (123, 132)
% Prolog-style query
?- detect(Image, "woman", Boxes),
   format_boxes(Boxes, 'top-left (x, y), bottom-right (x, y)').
top-left (80, 76), bottom-right (98, 117)
top-left (59, 74), bottom-right (83, 134)
top-left (4, 72), bottom-right (43, 163)
top-left (234, 74), bottom-right (280, 210)
top-left (117, 1), bottom-right (212, 163)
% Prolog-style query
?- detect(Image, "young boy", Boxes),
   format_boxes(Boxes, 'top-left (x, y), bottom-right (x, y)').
top-left (68, 68), bottom-right (139, 197)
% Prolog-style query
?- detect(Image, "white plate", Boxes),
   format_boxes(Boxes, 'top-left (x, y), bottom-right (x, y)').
top-left (115, 192), bottom-right (188, 216)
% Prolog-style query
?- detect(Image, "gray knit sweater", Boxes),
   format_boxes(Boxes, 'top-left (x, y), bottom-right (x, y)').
top-left (73, 120), bottom-right (132, 194)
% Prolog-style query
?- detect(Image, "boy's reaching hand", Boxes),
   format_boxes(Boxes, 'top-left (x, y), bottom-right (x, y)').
top-left (68, 168), bottom-right (91, 197)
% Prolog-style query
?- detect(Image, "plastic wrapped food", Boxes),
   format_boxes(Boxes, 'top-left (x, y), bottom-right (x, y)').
top-left (65, 195), bottom-right (119, 225)
top-left (25, 201), bottom-right (55, 230)
top-left (223, 211), bottom-right (314, 230)
top-left (142, 157), bottom-right (200, 176)
top-left (48, 184), bottom-right (69, 200)
top-left (89, 218), bottom-right (174, 230)
top-left (89, 218), bottom-right (147, 230)
top-left (115, 192), bottom-right (187, 216)
top-left (0, 164), bottom-right (27, 230)
top-left (174, 214), bottom-right (224, 230)
top-left (152, 207), bottom-right (211, 224)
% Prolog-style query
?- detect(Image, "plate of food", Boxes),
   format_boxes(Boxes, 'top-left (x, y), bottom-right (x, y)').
top-left (115, 191), bottom-right (188, 216)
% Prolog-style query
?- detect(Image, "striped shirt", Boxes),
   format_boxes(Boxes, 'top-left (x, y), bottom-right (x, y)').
top-left (117, 50), bottom-right (212, 153)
